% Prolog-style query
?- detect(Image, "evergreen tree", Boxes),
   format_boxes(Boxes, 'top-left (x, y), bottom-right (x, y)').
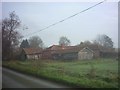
top-left (20, 39), bottom-right (30, 48)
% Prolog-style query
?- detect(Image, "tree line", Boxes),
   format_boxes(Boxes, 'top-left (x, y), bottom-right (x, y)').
top-left (20, 36), bottom-right (71, 49)
top-left (1, 11), bottom-right (114, 60)
top-left (20, 34), bottom-right (114, 48)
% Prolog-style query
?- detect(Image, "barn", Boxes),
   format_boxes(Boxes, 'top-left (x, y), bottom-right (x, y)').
top-left (52, 46), bottom-right (94, 60)
top-left (78, 47), bottom-right (94, 60)
top-left (50, 44), bottom-right (115, 60)
top-left (41, 45), bottom-right (75, 59)
top-left (20, 44), bottom-right (116, 60)
top-left (20, 48), bottom-right (43, 60)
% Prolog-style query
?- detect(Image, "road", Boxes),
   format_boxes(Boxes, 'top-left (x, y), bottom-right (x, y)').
top-left (2, 68), bottom-right (71, 88)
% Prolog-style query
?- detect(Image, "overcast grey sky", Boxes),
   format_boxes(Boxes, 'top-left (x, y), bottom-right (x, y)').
top-left (2, 1), bottom-right (118, 47)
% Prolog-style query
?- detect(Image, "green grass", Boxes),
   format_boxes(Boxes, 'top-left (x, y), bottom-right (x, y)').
top-left (3, 58), bottom-right (119, 88)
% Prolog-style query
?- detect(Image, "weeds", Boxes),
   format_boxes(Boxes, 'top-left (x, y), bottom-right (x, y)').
top-left (88, 62), bottom-right (96, 78)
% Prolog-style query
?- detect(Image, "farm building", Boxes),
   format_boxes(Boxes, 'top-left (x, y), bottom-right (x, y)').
top-left (41, 45), bottom-right (75, 59)
top-left (20, 48), bottom-right (43, 60)
top-left (44, 44), bottom-right (116, 60)
top-left (20, 44), bottom-right (116, 60)
top-left (78, 47), bottom-right (94, 60)
top-left (52, 46), bottom-right (94, 60)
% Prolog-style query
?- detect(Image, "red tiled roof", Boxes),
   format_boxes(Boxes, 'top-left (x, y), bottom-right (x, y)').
top-left (45, 45), bottom-right (76, 51)
top-left (30, 44), bottom-right (114, 55)
top-left (53, 46), bottom-right (82, 54)
top-left (23, 48), bottom-right (43, 55)
top-left (50, 44), bottom-right (113, 54)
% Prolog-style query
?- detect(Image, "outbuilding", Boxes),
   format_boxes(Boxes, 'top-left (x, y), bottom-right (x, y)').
top-left (20, 48), bottom-right (43, 60)
top-left (78, 47), bottom-right (94, 60)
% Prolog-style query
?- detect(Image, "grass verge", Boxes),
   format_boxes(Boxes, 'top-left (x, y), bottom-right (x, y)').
top-left (2, 58), bottom-right (119, 88)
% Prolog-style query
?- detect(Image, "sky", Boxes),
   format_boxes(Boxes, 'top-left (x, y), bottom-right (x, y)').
top-left (2, 0), bottom-right (118, 47)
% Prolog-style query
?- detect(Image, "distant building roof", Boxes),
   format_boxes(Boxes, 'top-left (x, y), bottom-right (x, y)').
top-left (44, 45), bottom-right (76, 51)
top-left (80, 47), bottom-right (94, 53)
top-left (50, 44), bottom-right (115, 54)
top-left (23, 48), bottom-right (43, 55)
top-left (29, 44), bottom-right (115, 55)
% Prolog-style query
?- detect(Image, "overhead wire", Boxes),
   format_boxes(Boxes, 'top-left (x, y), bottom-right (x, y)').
top-left (23, 0), bottom-right (107, 38)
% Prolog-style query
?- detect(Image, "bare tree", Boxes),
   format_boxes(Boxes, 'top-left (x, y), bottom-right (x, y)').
top-left (93, 34), bottom-right (114, 48)
top-left (83, 40), bottom-right (92, 45)
top-left (59, 36), bottom-right (71, 46)
top-left (2, 11), bottom-right (22, 60)
top-left (29, 36), bottom-right (44, 48)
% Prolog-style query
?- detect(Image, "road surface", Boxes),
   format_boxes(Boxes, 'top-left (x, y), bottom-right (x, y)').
top-left (2, 68), bottom-right (71, 88)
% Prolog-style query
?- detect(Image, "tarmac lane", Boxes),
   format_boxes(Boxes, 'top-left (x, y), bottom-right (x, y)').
top-left (2, 68), bottom-right (71, 89)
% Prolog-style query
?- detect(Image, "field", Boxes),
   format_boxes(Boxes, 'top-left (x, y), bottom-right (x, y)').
top-left (3, 58), bottom-right (119, 88)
